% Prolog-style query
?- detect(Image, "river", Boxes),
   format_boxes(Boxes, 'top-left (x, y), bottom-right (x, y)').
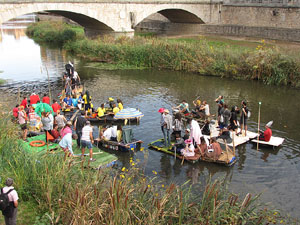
top-left (1, 15), bottom-right (300, 218)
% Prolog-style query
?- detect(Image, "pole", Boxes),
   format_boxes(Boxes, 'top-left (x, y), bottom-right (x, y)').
top-left (257, 102), bottom-right (261, 151)
top-left (45, 66), bottom-right (52, 104)
top-left (18, 87), bottom-right (20, 104)
top-left (232, 131), bottom-right (235, 156)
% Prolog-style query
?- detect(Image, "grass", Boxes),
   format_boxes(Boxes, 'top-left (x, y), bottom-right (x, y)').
top-left (0, 104), bottom-right (296, 224)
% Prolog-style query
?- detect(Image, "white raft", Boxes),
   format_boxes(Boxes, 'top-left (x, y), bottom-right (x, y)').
top-left (205, 122), bottom-right (258, 147)
top-left (251, 136), bottom-right (284, 147)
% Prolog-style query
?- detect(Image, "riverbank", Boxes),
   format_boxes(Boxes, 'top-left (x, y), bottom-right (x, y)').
top-left (26, 21), bottom-right (300, 88)
top-left (0, 103), bottom-right (292, 224)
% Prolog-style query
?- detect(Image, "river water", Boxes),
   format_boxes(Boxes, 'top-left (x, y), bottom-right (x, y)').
top-left (1, 15), bottom-right (300, 218)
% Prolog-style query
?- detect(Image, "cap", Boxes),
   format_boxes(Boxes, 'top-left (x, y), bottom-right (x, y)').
top-left (185, 139), bottom-right (192, 144)
top-left (164, 109), bottom-right (169, 114)
top-left (266, 121), bottom-right (273, 128)
top-left (186, 128), bottom-right (190, 132)
top-left (158, 108), bottom-right (165, 113)
top-left (108, 97), bottom-right (114, 101)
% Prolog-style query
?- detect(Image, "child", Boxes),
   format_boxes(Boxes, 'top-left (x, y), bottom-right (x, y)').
top-left (172, 133), bottom-right (185, 153)
top-left (181, 139), bottom-right (195, 157)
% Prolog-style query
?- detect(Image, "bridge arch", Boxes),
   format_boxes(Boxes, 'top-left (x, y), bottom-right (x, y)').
top-left (134, 5), bottom-right (207, 27)
top-left (0, 3), bottom-right (117, 32)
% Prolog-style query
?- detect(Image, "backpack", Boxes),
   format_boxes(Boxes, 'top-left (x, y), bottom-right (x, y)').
top-left (0, 188), bottom-right (14, 211)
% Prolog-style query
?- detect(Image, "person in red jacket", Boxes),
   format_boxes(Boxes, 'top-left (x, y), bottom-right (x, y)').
top-left (30, 93), bottom-right (40, 105)
top-left (12, 104), bottom-right (19, 120)
top-left (51, 99), bottom-right (61, 114)
top-left (20, 97), bottom-right (27, 108)
top-left (259, 121), bottom-right (273, 142)
top-left (42, 94), bottom-right (50, 105)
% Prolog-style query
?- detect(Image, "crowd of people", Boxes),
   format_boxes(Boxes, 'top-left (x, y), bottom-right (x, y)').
top-left (159, 96), bottom-right (273, 161)
top-left (11, 62), bottom-right (128, 163)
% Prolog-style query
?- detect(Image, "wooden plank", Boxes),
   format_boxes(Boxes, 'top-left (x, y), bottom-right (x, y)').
top-left (207, 123), bottom-right (258, 147)
top-left (251, 136), bottom-right (284, 147)
top-left (70, 110), bottom-right (79, 122)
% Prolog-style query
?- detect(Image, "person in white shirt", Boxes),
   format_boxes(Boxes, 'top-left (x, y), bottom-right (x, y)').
top-left (59, 133), bottom-right (78, 159)
top-left (110, 126), bottom-right (117, 141)
top-left (200, 101), bottom-right (210, 118)
top-left (2, 178), bottom-right (18, 225)
top-left (101, 126), bottom-right (117, 141)
top-left (81, 121), bottom-right (95, 162)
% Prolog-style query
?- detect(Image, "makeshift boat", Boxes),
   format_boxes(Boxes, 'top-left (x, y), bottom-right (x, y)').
top-left (148, 138), bottom-right (237, 166)
top-left (205, 121), bottom-right (258, 148)
top-left (96, 127), bottom-right (143, 152)
top-left (19, 134), bottom-right (118, 169)
top-left (87, 114), bottom-right (140, 124)
top-left (148, 139), bottom-right (200, 163)
top-left (251, 136), bottom-right (284, 148)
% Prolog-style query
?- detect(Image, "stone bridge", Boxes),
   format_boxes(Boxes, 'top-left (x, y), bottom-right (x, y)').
top-left (1, 0), bottom-right (300, 40)
top-left (0, 0), bottom-right (222, 36)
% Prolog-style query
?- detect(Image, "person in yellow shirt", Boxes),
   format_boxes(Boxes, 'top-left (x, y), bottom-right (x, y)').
top-left (117, 99), bottom-right (123, 111)
top-left (117, 125), bottom-right (122, 142)
top-left (112, 103), bottom-right (120, 115)
top-left (83, 91), bottom-right (92, 116)
top-left (96, 104), bottom-right (106, 118)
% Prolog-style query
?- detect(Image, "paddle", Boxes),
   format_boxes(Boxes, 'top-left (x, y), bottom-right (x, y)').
top-left (257, 102), bottom-right (261, 151)
top-left (181, 155), bottom-right (185, 165)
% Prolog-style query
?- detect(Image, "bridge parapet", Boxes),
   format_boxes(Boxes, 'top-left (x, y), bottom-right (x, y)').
top-left (0, 0), bottom-right (220, 3)
top-left (223, 0), bottom-right (300, 7)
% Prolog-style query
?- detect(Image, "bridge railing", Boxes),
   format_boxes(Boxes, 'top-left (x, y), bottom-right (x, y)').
top-left (223, 0), bottom-right (300, 6)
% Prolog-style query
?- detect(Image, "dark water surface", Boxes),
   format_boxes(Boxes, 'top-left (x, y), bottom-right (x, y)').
top-left (1, 15), bottom-right (300, 218)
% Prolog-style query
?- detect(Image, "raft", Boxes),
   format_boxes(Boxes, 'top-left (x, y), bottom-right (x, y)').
top-left (19, 134), bottom-right (118, 169)
top-left (148, 139), bottom-right (237, 166)
top-left (251, 136), bottom-right (284, 148)
top-left (97, 139), bottom-right (143, 152)
top-left (86, 114), bottom-right (140, 124)
top-left (148, 139), bottom-right (201, 163)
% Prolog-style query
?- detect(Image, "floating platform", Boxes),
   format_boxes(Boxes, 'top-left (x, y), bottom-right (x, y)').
top-left (97, 139), bottom-right (143, 152)
top-left (87, 114), bottom-right (139, 125)
top-left (148, 139), bottom-right (200, 163)
top-left (206, 123), bottom-right (258, 147)
top-left (251, 136), bottom-right (285, 147)
top-left (148, 139), bottom-right (236, 166)
top-left (19, 134), bottom-right (118, 169)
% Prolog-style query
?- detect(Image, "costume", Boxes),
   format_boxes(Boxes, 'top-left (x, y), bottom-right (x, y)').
top-left (190, 120), bottom-right (202, 145)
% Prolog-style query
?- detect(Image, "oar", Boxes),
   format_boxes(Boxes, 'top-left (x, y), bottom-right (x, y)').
top-left (193, 96), bottom-right (200, 102)
top-left (257, 102), bottom-right (261, 151)
top-left (181, 155), bottom-right (185, 165)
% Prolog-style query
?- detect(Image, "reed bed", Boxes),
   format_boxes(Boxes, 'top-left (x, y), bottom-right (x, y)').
top-left (26, 21), bottom-right (300, 88)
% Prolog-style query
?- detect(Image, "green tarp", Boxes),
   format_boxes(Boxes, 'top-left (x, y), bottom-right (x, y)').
top-left (19, 134), bottom-right (118, 169)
